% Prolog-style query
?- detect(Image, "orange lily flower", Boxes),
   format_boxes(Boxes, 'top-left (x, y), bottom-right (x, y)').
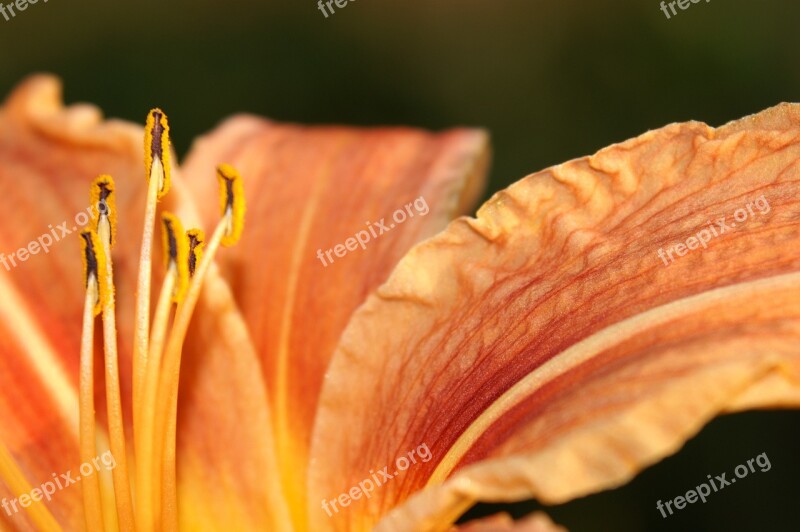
top-left (0, 74), bottom-right (798, 532)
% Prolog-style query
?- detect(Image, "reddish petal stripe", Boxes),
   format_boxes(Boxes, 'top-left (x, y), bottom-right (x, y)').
top-left (309, 104), bottom-right (800, 531)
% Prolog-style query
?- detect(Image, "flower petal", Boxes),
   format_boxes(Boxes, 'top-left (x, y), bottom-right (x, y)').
top-left (181, 115), bottom-right (490, 523)
top-left (308, 104), bottom-right (800, 531)
top-left (173, 263), bottom-right (293, 531)
top-left (453, 512), bottom-right (566, 532)
top-left (0, 75), bottom-right (146, 529)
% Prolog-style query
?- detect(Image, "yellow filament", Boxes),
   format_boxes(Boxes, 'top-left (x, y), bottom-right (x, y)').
top-left (97, 220), bottom-right (136, 532)
top-left (132, 167), bottom-right (160, 463)
top-left (134, 109), bottom-right (174, 532)
top-left (94, 433), bottom-right (120, 532)
top-left (155, 219), bottom-right (228, 532)
top-left (136, 266), bottom-right (176, 532)
top-left (160, 395), bottom-right (179, 532)
top-left (150, 230), bottom-right (208, 530)
top-left (155, 171), bottom-right (241, 528)
top-left (0, 439), bottom-right (62, 531)
top-left (79, 275), bottom-right (105, 532)
top-left (135, 109), bottom-right (171, 435)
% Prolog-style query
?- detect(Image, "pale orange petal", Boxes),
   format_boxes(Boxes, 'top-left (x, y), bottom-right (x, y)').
top-left (453, 512), bottom-right (566, 532)
top-left (308, 104), bottom-right (800, 531)
top-left (181, 115), bottom-right (490, 524)
top-left (173, 260), bottom-right (292, 531)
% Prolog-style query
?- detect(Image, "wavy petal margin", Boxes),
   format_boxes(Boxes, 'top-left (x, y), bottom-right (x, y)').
top-left (309, 104), bottom-right (800, 531)
top-left (181, 115), bottom-right (490, 525)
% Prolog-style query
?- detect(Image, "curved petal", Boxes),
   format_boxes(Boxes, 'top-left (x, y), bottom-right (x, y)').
top-left (181, 115), bottom-right (490, 524)
top-left (308, 104), bottom-right (800, 531)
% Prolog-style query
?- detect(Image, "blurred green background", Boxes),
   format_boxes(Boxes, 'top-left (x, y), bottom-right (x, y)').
top-left (2, 0), bottom-right (799, 530)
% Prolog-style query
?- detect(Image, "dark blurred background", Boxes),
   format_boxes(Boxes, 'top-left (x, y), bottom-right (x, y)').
top-left (1, 0), bottom-right (798, 530)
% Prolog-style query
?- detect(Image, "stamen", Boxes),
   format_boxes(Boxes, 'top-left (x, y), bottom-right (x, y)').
top-left (80, 231), bottom-right (103, 316)
top-left (79, 231), bottom-right (105, 532)
top-left (94, 186), bottom-right (136, 532)
top-left (161, 213), bottom-right (189, 303)
top-left (133, 109), bottom-right (173, 478)
top-left (155, 221), bottom-right (226, 532)
top-left (187, 229), bottom-right (205, 278)
top-left (0, 439), bottom-right (62, 531)
top-left (80, 112), bottom-right (244, 531)
top-left (160, 391), bottom-right (180, 532)
top-left (136, 214), bottom-right (187, 531)
top-left (156, 167), bottom-right (244, 530)
top-left (137, 266), bottom-right (176, 532)
top-left (144, 109), bottom-right (171, 199)
top-left (90, 175), bottom-right (117, 249)
top-left (217, 164), bottom-right (245, 246)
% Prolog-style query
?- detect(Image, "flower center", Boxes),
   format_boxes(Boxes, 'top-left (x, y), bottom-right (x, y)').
top-left (74, 110), bottom-right (245, 532)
